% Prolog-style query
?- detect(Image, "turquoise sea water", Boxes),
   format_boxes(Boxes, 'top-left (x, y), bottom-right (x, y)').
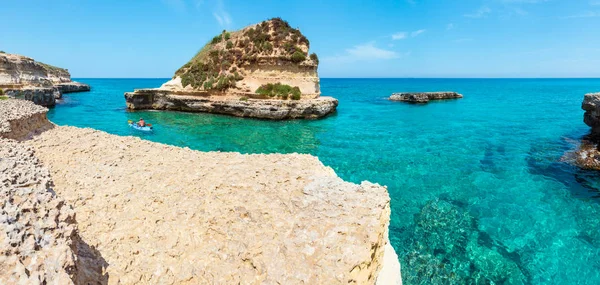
top-left (49, 78), bottom-right (600, 284)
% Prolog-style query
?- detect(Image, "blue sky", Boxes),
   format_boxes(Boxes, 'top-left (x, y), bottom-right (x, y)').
top-left (2, 0), bottom-right (599, 78)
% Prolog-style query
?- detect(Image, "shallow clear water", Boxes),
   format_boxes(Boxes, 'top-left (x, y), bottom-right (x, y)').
top-left (50, 78), bottom-right (600, 284)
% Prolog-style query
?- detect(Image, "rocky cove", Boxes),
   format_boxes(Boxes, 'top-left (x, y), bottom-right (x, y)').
top-left (0, 99), bottom-right (401, 284)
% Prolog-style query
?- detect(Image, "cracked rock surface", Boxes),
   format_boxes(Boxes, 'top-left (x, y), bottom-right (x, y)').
top-left (28, 126), bottom-right (394, 284)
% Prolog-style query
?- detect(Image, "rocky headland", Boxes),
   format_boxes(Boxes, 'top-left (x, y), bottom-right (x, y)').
top-left (389, 92), bottom-right (463, 104)
top-left (0, 52), bottom-right (90, 106)
top-left (125, 18), bottom-right (337, 120)
top-left (1, 98), bottom-right (401, 284)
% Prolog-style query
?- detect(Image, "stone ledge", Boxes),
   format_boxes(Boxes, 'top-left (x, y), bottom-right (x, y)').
top-left (390, 92), bottom-right (463, 103)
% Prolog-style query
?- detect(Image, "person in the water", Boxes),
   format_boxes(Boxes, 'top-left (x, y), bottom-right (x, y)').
top-left (137, 118), bottom-right (146, 127)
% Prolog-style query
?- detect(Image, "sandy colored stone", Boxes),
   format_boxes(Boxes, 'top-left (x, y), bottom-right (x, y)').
top-left (0, 52), bottom-right (90, 106)
top-left (0, 139), bottom-right (107, 285)
top-left (28, 126), bottom-right (394, 284)
top-left (0, 99), bottom-right (53, 140)
top-left (0, 52), bottom-right (70, 86)
top-left (125, 91), bottom-right (338, 119)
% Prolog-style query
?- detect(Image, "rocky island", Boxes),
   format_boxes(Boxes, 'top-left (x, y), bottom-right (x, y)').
top-left (125, 18), bottom-right (337, 120)
top-left (389, 92), bottom-right (463, 103)
top-left (0, 51), bottom-right (90, 106)
top-left (1, 98), bottom-right (401, 284)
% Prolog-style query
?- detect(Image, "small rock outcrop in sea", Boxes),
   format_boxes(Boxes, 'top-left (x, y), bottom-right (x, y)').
top-left (125, 18), bottom-right (338, 119)
top-left (0, 52), bottom-right (90, 106)
top-left (389, 92), bottom-right (463, 103)
top-left (582, 92), bottom-right (600, 136)
top-left (567, 92), bottom-right (600, 170)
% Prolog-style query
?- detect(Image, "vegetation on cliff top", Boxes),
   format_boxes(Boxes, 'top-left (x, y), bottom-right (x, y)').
top-left (175, 17), bottom-right (317, 93)
top-left (37, 62), bottom-right (68, 75)
top-left (256, 83), bottom-right (301, 100)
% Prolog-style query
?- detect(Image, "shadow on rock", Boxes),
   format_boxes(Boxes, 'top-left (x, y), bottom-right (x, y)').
top-left (73, 235), bottom-right (110, 285)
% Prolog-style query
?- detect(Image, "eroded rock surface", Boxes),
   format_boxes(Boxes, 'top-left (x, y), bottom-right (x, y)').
top-left (125, 91), bottom-right (338, 119)
top-left (582, 93), bottom-right (600, 135)
top-left (569, 92), bottom-right (600, 170)
top-left (0, 99), bottom-right (53, 140)
top-left (0, 140), bottom-right (77, 284)
top-left (390, 92), bottom-right (463, 103)
top-left (0, 140), bottom-right (108, 285)
top-left (56, 82), bottom-right (91, 94)
top-left (28, 126), bottom-right (397, 284)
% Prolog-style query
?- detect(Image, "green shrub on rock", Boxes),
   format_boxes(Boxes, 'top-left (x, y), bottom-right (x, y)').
top-left (211, 34), bottom-right (223, 44)
top-left (291, 87), bottom-right (301, 100)
top-left (291, 51), bottom-right (306, 63)
top-left (310, 53), bottom-right (319, 65)
top-left (255, 83), bottom-right (302, 100)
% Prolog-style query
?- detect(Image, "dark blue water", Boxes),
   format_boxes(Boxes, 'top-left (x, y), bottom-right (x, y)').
top-left (49, 78), bottom-right (600, 284)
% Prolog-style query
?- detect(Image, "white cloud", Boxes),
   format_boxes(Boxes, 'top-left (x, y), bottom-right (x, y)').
top-left (447, 23), bottom-right (455, 30)
top-left (411, 29), bottom-right (426, 37)
top-left (212, 0), bottom-right (232, 27)
top-left (346, 42), bottom-right (399, 59)
top-left (324, 42), bottom-right (407, 63)
top-left (464, 6), bottom-right (492, 18)
top-left (392, 32), bottom-right (408, 40)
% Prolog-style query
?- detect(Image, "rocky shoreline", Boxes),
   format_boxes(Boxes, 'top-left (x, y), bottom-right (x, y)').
top-left (125, 89), bottom-right (338, 120)
top-left (0, 52), bottom-right (90, 106)
top-left (0, 98), bottom-right (401, 284)
top-left (568, 92), bottom-right (600, 170)
top-left (389, 92), bottom-right (463, 103)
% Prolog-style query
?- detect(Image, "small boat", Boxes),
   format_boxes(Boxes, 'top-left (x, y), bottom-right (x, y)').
top-left (128, 120), bottom-right (153, 132)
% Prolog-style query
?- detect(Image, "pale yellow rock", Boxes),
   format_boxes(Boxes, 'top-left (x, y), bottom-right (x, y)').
top-left (28, 126), bottom-right (396, 284)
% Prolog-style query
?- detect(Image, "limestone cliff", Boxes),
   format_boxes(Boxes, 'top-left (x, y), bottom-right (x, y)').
top-left (0, 52), bottom-right (90, 106)
top-left (125, 18), bottom-right (337, 119)
top-left (0, 52), bottom-right (70, 87)
top-left (170, 17), bottom-right (319, 96)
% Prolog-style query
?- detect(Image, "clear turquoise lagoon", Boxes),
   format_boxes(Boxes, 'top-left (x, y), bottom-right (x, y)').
top-left (50, 78), bottom-right (600, 284)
